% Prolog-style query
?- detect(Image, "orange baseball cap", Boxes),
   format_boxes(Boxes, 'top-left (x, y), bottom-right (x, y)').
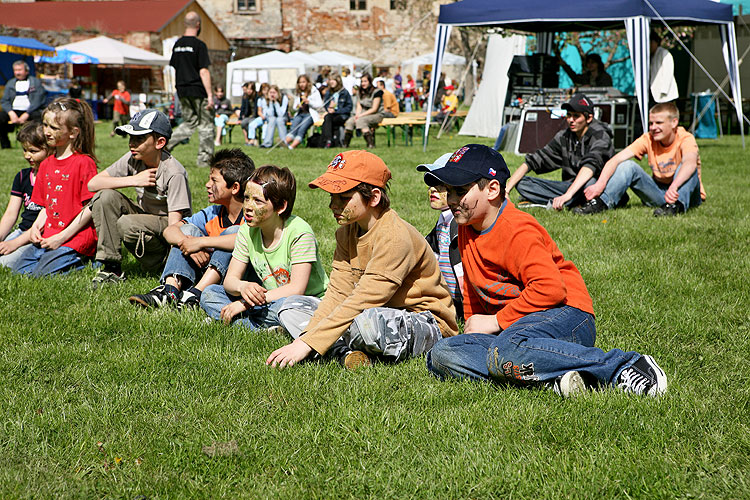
top-left (309, 150), bottom-right (392, 193)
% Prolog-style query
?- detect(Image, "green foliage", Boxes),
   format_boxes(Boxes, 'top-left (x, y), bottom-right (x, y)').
top-left (0, 124), bottom-right (748, 498)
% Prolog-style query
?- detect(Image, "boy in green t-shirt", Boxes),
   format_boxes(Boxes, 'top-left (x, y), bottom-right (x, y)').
top-left (200, 165), bottom-right (328, 330)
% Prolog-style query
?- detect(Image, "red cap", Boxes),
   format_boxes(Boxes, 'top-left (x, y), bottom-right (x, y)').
top-left (309, 150), bottom-right (392, 193)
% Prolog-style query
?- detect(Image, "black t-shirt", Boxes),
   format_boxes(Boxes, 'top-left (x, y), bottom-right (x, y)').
top-left (170, 36), bottom-right (211, 98)
top-left (10, 167), bottom-right (43, 232)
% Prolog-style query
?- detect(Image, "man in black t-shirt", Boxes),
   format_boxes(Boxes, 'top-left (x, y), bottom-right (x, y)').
top-left (166, 11), bottom-right (214, 167)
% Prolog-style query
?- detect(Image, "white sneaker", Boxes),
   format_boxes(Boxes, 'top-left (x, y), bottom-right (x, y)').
top-left (553, 371), bottom-right (588, 398)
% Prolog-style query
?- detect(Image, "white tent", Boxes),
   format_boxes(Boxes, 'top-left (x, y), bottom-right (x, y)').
top-left (459, 35), bottom-right (527, 138)
top-left (310, 50), bottom-right (371, 71)
top-left (225, 51), bottom-right (307, 100)
top-left (56, 36), bottom-right (169, 66)
top-left (402, 51), bottom-right (466, 79)
top-left (288, 50), bottom-right (322, 69)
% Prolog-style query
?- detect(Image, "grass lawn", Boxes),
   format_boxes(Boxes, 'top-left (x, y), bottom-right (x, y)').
top-left (0, 122), bottom-right (748, 499)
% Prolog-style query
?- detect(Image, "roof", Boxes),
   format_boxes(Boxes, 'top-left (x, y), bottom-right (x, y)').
top-left (0, 0), bottom-right (192, 34)
top-left (438, 0), bottom-right (735, 31)
top-left (57, 36), bottom-right (169, 66)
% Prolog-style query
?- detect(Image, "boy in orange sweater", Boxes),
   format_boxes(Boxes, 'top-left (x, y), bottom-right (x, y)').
top-left (424, 144), bottom-right (667, 397)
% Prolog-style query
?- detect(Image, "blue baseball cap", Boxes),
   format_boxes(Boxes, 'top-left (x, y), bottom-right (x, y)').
top-left (423, 144), bottom-right (510, 187)
top-left (116, 108), bottom-right (173, 140)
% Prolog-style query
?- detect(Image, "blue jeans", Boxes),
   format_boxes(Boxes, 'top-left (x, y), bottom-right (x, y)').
top-left (200, 284), bottom-right (286, 331)
top-left (0, 228), bottom-right (32, 269)
top-left (247, 117), bottom-right (265, 141)
top-left (159, 224), bottom-right (238, 286)
top-left (263, 116), bottom-right (287, 147)
top-left (11, 244), bottom-right (87, 277)
top-left (600, 160), bottom-right (702, 211)
top-left (427, 305), bottom-right (641, 387)
top-left (516, 176), bottom-right (596, 207)
top-left (287, 113), bottom-right (314, 142)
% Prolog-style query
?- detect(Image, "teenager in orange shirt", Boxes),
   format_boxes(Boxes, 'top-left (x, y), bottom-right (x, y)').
top-left (103, 81), bottom-right (131, 138)
top-left (424, 144), bottom-right (667, 397)
top-left (576, 102), bottom-right (703, 216)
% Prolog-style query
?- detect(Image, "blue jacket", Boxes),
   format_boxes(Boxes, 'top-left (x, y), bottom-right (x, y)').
top-left (325, 88), bottom-right (353, 117)
top-left (1, 76), bottom-right (47, 114)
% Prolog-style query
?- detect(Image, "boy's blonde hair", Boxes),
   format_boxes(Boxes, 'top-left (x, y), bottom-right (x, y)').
top-left (650, 102), bottom-right (679, 120)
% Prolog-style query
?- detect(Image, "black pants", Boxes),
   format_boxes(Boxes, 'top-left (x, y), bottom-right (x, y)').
top-left (0, 109), bottom-right (43, 148)
top-left (322, 113), bottom-right (347, 143)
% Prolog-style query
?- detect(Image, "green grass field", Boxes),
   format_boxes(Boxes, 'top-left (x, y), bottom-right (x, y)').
top-left (0, 123), bottom-right (748, 499)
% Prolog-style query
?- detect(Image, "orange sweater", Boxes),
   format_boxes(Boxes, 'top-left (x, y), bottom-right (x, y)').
top-left (459, 200), bottom-right (594, 330)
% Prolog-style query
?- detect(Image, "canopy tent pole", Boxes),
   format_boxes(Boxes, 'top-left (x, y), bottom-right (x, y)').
top-left (625, 16), bottom-right (651, 134)
top-left (423, 24), bottom-right (452, 152)
top-left (437, 34), bottom-right (483, 138)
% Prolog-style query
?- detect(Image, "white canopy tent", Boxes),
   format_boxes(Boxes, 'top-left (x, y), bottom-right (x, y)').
top-left (56, 36), bottom-right (169, 66)
top-left (425, 0), bottom-right (745, 149)
top-left (225, 51), bottom-right (307, 101)
top-left (309, 50), bottom-right (371, 72)
top-left (458, 34), bottom-right (527, 138)
top-left (402, 51), bottom-right (466, 80)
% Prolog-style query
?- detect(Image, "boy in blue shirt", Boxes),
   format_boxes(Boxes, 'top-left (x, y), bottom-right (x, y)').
top-left (129, 148), bottom-right (255, 309)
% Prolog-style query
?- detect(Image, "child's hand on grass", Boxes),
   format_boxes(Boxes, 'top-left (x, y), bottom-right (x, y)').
top-left (266, 338), bottom-right (313, 369)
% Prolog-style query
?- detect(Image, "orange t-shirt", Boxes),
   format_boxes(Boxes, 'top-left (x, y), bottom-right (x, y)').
top-left (458, 200), bottom-right (594, 330)
top-left (628, 127), bottom-right (701, 185)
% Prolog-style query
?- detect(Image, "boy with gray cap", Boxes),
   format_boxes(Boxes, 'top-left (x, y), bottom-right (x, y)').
top-left (88, 109), bottom-right (192, 286)
top-left (423, 144), bottom-right (667, 397)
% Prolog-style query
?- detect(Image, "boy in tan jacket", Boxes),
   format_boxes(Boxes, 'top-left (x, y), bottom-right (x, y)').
top-left (266, 150), bottom-right (458, 369)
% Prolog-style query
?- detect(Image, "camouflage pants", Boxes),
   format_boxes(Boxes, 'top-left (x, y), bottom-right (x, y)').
top-left (167, 96), bottom-right (214, 167)
top-left (277, 295), bottom-right (442, 362)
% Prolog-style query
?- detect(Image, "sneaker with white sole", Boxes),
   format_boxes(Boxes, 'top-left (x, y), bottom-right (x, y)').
top-left (91, 269), bottom-right (125, 288)
top-left (616, 355), bottom-right (667, 396)
top-left (553, 370), bottom-right (588, 398)
top-left (129, 285), bottom-right (178, 308)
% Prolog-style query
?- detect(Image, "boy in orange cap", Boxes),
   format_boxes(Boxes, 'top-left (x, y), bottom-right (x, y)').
top-left (266, 150), bottom-right (458, 369)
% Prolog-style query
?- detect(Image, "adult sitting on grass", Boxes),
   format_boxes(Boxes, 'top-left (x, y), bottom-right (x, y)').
top-left (128, 149), bottom-right (254, 309)
top-left (575, 101), bottom-right (704, 217)
top-left (504, 93), bottom-right (614, 211)
top-left (423, 144), bottom-right (668, 397)
top-left (88, 109), bottom-right (192, 286)
top-left (266, 150), bottom-right (458, 370)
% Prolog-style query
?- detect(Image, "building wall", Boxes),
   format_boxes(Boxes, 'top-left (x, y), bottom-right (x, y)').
top-left (199, 0), bottom-right (452, 66)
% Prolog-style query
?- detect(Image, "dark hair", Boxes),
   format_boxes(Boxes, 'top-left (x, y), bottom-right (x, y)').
top-left (354, 181), bottom-right (391, 212)
top-left (584, 53), bottom-right (606, 74)
top-left (210, 148), bottom-right (256, 200)
top-left (16, 122), bottom-right (49, 151)
top-left (248, 165), bottom-right (297, 219)
top-left (44, 96), bottom-right (97, 163)
top-left (359, 73), bottom-right (374, 97)
top-left (650, 30), bottom-right (662, 44)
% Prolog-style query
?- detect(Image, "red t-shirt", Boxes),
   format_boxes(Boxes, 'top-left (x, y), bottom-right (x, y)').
top-left (30, 153), bottom-right (98, 256)
top-left (459, 200), bottom-right (594, 329)
top-left (112, 89), bottom-right (131, 115)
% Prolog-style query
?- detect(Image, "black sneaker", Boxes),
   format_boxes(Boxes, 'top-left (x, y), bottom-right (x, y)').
top-left (176, 288), bottom-right (201, 310)
top-left (616, 355), bottom-right (668, 396)
top-left (573, 197), bottom-right (608, 215)
top-left (129, 285), bottom-right (178, 308)
top-left (653, 202), bottom-right (681, 217)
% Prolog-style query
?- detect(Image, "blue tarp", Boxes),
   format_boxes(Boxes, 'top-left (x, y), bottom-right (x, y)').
top-left (438, 0), bottom-right (734, 31)
top-left (0, 36), bottom-right (55, 56)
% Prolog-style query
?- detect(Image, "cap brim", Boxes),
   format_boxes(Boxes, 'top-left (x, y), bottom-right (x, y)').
top-left (308, 172), bottom-right (361, 193)
top-left (423, 165), bottom-right (482, 187)
top-left (115, 124), bottom-right (151, 137)
top-left (416, 162), bottom-right (440, 172)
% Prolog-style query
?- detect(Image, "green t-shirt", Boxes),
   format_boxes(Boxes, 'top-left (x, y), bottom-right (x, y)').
top-left (232, 215), bottom-right (328, 298)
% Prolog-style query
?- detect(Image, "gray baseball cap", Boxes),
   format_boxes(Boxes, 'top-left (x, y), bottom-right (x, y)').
top-left (116, 109), bottom-right (172, 139)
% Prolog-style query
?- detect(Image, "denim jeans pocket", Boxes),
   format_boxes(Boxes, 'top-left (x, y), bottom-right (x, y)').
top-left (570, 313), bottom-right (596, 347)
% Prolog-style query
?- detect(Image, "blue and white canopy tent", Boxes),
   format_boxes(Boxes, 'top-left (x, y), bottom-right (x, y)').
top-left (424, 0), bottom-right (745, 149)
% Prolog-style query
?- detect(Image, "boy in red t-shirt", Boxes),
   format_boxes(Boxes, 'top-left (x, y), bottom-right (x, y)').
top-left (424, 144), bottom-right (668, 397)
top-left (103, 81), bottom-right (131, 137)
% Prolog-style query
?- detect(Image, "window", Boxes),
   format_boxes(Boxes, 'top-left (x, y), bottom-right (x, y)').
top-left (390, 0), bottom-right (406, 9)
top-left (350, 0), bottom-right (366, 10)
top-left (237, 0), bottom-right (257, 12)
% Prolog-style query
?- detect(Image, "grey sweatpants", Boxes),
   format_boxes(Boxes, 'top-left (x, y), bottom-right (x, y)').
top-left (277, 295), bottom-right (442, 363)
top-left (89, 189), bottom-right (170, 271)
